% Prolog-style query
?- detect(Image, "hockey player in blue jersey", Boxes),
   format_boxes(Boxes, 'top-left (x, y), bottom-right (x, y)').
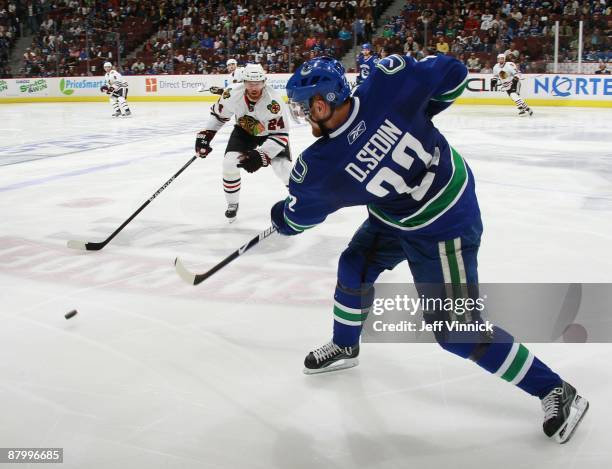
top-left (356, 43), bottom-right (378, 85)
top-left (265, 55), bottom-right (588, 443)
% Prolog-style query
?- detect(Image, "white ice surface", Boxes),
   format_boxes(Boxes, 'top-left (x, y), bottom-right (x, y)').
top-left (0, 103), bottom-right (611, 469)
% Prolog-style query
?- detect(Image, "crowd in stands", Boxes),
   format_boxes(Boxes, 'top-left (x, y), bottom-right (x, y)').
top-left (125, 0), bottom-right (392, 75)
top-left (372, 0), bottom-right (610, 74)
top-left (0, 1), bottom-right (20, 78)
top-left (0, 0), bottom-right (609, 79)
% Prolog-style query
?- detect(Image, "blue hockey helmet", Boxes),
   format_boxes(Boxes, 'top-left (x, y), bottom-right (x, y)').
top-left (286, 56), bottom-right (350, 119)
top-left (362, 43), bottom-right (372, 51)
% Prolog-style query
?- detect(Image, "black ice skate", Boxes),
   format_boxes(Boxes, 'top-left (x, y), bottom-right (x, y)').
top-left (541, 381), bottom-right (589, 443)
top-left (121, 110), bottom-right (132, 117)
top-left (112, 111), bottom-right (121, 118)
top-left (225, 203), bottom-right (239, 223)
top-left (304, 341), bottom-right (359, 374)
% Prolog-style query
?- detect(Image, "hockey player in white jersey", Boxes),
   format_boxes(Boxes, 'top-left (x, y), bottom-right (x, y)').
top-left (492, 54), bottom-right (533, 116)
top-left (227, 58), bottom-right (245, 83)
top-left (100, 62), bottom-right (131, 117)
top-left (208, 59), bottom-right (245, 95)
top-left (194, 63), bottom-right (292, 222)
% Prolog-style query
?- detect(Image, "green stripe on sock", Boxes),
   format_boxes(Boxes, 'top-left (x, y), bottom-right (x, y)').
top-left (501, 344), bottom-right (529, 382)
top-left (333, 305), bottom-right (369, 323)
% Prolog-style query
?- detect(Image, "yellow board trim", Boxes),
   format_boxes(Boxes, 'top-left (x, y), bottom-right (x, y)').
top-left (0, 96), bottom-right (610, 107)
top-left (455, 97), bottom-right (612, 108)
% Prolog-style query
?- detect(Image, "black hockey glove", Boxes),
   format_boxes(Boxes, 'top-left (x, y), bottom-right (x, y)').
top-left (209, 86), bottom-right (224, 95)
top-left (100, 85), bottom-right (109, 93)
top-left (491, 77), bottom-right (498, 88)
top-left (237, 150), bottom-right (271, 173)
top-left (195, 130), bottom-right (216, 158)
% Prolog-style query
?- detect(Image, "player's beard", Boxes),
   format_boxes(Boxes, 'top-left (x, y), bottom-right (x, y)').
top-left (308, 106), bottom-right (334, 137)
top-left (309, 119), bottom-right (323, 137)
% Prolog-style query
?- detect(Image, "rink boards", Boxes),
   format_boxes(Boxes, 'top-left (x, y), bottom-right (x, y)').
top-left (0, 73), bottom-right (610, 107)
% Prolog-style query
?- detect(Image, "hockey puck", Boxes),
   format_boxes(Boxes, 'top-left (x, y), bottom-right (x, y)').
top-left (65, 309), bottom-right (78, 320)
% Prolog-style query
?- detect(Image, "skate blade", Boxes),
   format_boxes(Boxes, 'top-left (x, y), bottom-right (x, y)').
top-left (554, 395), bottom-right (589, 444)
top-left (303, 357), bottom-right (359, 375)
top-left (227, 217), bottom-right (237, 224)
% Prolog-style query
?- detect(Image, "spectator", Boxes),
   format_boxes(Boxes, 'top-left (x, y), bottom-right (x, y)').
top-left (482, 36), bottom-right (492, 53)
top-left (131, 59), bottom-right (145, 74)
top-left (339, 26), bottom-right (352, 42)
top-left (200, 33), bottom-right (214, 49)
top-left (469, 30), bottom-right (482, 51)
top-left (382, 24), bottom-right (394, 39)
top-left (352, 18), bottom-right (364, 45)
top-left (26, 1), bottom-right (38, 34)
top-left (590, 28), bottom-right (603, 51)
top-left (435, 35), bottom-right (449, 54)
top-left (403, 36), bottom-right (419, 56)
top-left (464, 12), bottom-right (479, 30)
top-left (467, 52), bottom-right (481, 71)
top-left (480, 61), bottom-right (493, 73)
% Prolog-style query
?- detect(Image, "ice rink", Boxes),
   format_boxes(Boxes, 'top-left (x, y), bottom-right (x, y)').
top-left (1, 102), bottom-right (611, 468)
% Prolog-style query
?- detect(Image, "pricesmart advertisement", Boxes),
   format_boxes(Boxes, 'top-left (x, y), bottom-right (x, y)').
top-left (0, 73), bottom-right (610, 105)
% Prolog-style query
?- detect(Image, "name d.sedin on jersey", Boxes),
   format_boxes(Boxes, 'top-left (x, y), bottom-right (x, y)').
top-left (345, 119), bottom-right (403, 183)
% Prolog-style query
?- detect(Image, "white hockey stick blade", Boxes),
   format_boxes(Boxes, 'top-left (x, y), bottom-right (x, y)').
top-left (174, 257), bottom-right (196, 285)
top-left (67, 240), bottom-right (88, 250)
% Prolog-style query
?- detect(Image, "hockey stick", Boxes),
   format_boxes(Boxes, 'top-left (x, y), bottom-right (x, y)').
top-left (67, 155), bottom-right (198, 251)
top-left (175, 225), bottom-right (277, 285)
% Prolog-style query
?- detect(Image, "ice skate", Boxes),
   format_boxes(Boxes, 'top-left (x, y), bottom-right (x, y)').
top-left (541, 381), bottom-right (589, 443)
top-left (225, 203), bottom-right (239, 223)
top-left (303, 341), bottom-right (359, 374)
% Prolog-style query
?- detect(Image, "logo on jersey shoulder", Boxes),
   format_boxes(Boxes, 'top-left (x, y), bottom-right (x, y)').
top-left (238, 115), bottom-right (265, 136)
top-left (222, 88), bottom-right (231, 99)
top-left (376, 55), bottom-right (406, 74)
top-left (347, 120), bottom-right (366, 145)
top-left (300, 64), bottom-right (313, 75)
top-left (267, 100), bottom-right (281, 114)
top-left (290, 154), bottom-right (308, 184)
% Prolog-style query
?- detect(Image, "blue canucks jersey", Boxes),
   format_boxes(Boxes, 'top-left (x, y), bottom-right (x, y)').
top-left (282, 54), bottom-right (479, 241)
top-left (356, 54), bottom-right (379, 84)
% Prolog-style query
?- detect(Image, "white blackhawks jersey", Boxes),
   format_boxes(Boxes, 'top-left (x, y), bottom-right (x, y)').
top-left (205, 83), bottom-right (290, 158)
top-left (105, 70), bottom-right (128, 89)
top-left (492, 62), bottom-right (520, 90)
top-left (231, 67), bottom-right (244, 83)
